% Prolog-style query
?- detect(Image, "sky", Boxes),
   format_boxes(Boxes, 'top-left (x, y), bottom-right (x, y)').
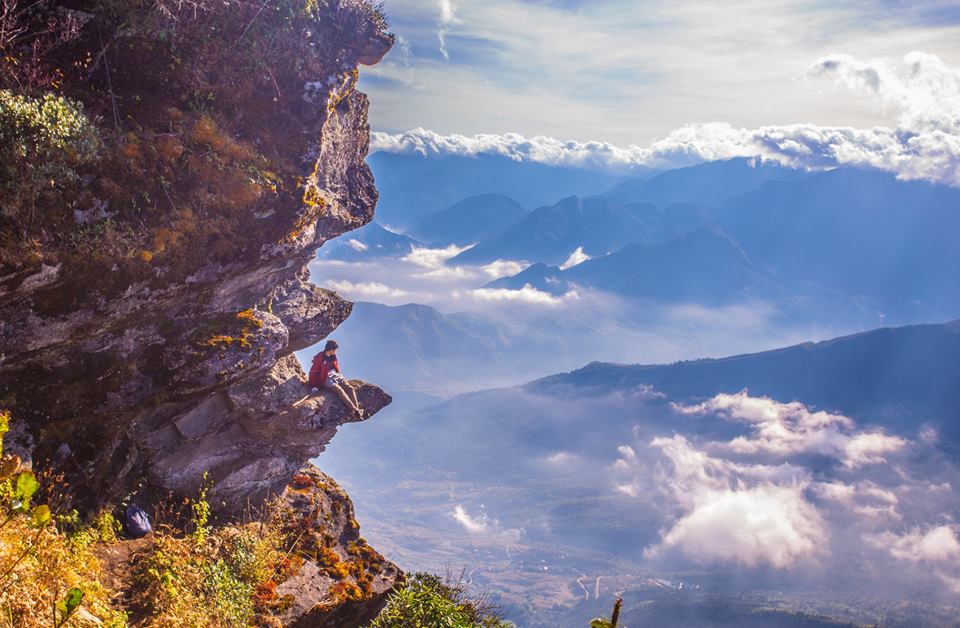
top-left (361, 0), bottom-right (960, 182)
top-left (363, 0), bottom-right (960, 140)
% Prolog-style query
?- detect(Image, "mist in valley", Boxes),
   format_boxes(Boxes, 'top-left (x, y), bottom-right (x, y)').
top-left (297, 152), bottom-right (960, 626)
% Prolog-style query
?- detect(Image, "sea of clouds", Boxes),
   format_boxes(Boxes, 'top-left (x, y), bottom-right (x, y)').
top-left (372, 52), bottom-right (960, 186)
top-left (602, 389), bottom-right (960, 596)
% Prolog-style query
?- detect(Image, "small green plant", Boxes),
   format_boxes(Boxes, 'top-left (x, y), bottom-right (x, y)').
top-left (94, 510), bottom-right (122, 543)
top-left (190, 471), bottom-right (212, 546)
top-left (368, 572), bottom-right (512, 628)
top-left (201, 558), bottom-right (254, 626)
top-left (590, 598), bottom-right (623, 628)
top-left (52, 587), bottom-right (83, 627)
top-left (0, 411), bottom-right (131, 627)
top-left (129, 492), bottom-right (287, 626)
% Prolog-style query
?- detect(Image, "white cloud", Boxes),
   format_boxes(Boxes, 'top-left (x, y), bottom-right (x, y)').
top-left (644, 434), bottom-right (823, 569)
top-left (369, 52), bottom-right (960, 186)
top-left (867, 525), bottom-right (960, 591)
top-left (870, 525), bottom-right (960, 564)
top-left (544, 451), bottom-right (577, 464)
top-left (813, 481), bottom-right (857, 504)
top-left (436, 0), bottom-right (459, 60)
top-left (464, 284), bottom-right (578, 306)
top-left (808, 52), bottom-right (960, 135)
top-left (813, 480), bottom-right (900, 520)
top-left (656, 484), bottom-right (826, 569)
top-left (401, 243), bottom-right (473, 269)
top-left (438, 0), bottom-right (457, 24)
top-left (559, 246), bottom-right (591, 270)
top-left (449, 504), bottom-right (522, 541)
top-left (401, 256), bottom-right (527, 282)
top-left (842, 431), bottom-right (910, 469)
top-left (858, 484), bottom-right (898, 505)
top-left (346, 238), bottom-right (368, 252)
top-left (649, 434), bottom-right (805, 505)
top-left (672, 391), bottom-right (906, 468)
top-left (323, 279), bottom-right (412, 300)
top-left (663, 302), bottom-right (779, 330)
top-left (481, 259), bottom-right (528, 279)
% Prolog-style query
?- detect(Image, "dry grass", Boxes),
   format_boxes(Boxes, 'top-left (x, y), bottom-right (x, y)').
top-left (0, 507), bottom-right (127, 627)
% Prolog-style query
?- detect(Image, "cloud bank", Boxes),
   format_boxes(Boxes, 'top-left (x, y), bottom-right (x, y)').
top-left (609, 390), bottom-right (954, 582)
top-left (643, 434), bottom-right (822, 569)
top-left (370, 53), bottom-right (960, 185)
top-left (672, 391), bottom-right (907, 468)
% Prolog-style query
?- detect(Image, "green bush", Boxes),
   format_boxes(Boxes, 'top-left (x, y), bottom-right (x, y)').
top-left (202, 557), bottom-right (255, 626)
top-left (369, 572), bottom-right (512, 628)
top-left (0, 90), bottom-right (98, 220)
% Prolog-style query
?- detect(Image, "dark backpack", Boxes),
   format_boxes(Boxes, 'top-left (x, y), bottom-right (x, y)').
top-left (123, 503), bottom-right (152, 539)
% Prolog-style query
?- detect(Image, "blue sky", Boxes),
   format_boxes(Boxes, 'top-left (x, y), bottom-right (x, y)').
top-left (361, 0), bottom-right (960, 144)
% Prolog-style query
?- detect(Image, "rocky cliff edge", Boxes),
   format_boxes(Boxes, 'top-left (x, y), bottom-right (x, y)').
top-left (0, 0), bottom-right (399, 623)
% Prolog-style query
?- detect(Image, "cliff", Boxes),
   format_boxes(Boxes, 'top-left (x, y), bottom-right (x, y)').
top-left (0, 0), bottom-right (399, 623)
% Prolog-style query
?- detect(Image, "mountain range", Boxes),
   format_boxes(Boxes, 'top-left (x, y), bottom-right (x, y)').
top-left (715, 168), bottom-right (960, 318)
top-left (451, 195), bottom-right (674, 266)
top-left (533, 318), bottom-right (960, 442)
top-left (605, 157), bottom-right (810, 206)
top-left (409, 193), bottom-right (528, 246)
top-left (367, 151), bottom-right (639, 229)
top-left (489, 226), bottom-right (775, 303)
top-left (480, 167), bottom-right (960, 324)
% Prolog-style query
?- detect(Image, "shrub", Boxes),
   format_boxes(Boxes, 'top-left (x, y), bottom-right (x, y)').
top-left (368, 572), bottom-right (512, 628)
top-left (0, 410), bottom-right (126, 627)
top-left (0, 90), bottom-right (98, 222)
top-left (129, 490), bottom-right (288, 627)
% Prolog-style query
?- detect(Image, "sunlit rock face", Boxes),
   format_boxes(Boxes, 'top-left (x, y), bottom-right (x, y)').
top-left (0, 1), bottom-right (399, 621)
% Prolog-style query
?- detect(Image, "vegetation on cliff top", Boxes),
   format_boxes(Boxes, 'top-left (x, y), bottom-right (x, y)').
top-left (0, 0), bottom-right (390, 310)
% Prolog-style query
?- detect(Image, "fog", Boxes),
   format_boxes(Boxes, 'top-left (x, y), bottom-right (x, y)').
top-left (307, 249), bottom-right (859, 397)
top-left (316, 379), bottom-right (960, 625)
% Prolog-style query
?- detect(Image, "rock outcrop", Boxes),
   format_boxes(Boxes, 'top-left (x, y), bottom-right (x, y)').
top-left (0, 0), bottom-right (399, 623)
top-left (276, 467), bottom-right (402, 627)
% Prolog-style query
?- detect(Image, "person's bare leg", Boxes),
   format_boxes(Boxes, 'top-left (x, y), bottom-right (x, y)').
top-left (330, 384), bottom-right (360, 414)
top-left (344, 381), bottom-right (361, 409)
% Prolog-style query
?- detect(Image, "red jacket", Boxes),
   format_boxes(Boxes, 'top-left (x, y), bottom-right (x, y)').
top-left (309, 353), bottom-right (339, 388)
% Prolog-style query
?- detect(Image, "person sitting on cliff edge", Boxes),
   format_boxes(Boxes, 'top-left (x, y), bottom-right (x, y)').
top-left (305, 339), bottom-right (364, 418)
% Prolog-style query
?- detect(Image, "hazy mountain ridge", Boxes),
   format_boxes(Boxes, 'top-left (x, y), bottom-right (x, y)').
top-left (490, 226), bottom-right (776, 303)
top-left (451, 196), bottom-right (673, 265)
top-left (481, 166), bottom-right (960, 325)
top-left (532, 318), bottom-right (960, 440)
top-left (410, 193), bottom-right (528, 246)
top-left (715, 168), bottom-right (960, 317)
top-left (605, 157), bottom-right (811, 206)
top-left (368, 152), bottom-right (637, 228)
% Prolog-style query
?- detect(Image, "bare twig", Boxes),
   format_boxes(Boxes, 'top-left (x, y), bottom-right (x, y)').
top-left (97, 31), bottom-right (120, 133)
top-left (236, 0), bottom-right (271, 44)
